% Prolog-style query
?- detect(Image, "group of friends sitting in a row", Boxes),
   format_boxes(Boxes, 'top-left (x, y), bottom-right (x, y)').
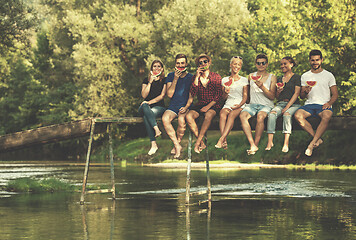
top-left (139, 50), bottom-right (338, 158)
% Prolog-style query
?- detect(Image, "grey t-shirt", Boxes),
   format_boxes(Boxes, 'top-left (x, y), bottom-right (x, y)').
top-left (277, 74), bottom-right (301, 104)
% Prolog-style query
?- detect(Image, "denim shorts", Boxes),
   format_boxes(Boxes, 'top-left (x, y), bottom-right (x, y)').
top-left (298, 104), bottom-right (333, 116)
top-left (241, 103), bottom-right (272, 117)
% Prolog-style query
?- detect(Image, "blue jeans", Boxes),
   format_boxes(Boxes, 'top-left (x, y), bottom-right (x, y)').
top-left (267, 102), bottom-right (300, 134)
top-left (138, 103), bottom-right (165, 141)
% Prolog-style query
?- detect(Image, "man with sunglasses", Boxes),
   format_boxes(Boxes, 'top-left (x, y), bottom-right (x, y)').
top-left (240, 54), bottom-right (277, 155)
top-left (294, 50), bottom-right (338, 156)
top-left (162, 54), bottom-right (193, 158)
top-left (181, 54), bottom-right (223, 153)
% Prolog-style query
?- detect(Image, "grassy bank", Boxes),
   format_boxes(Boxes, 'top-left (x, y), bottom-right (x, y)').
top-left (91, 130), bottom-right (356, 166)
top-left (2, 177), bottom-right (118, 194)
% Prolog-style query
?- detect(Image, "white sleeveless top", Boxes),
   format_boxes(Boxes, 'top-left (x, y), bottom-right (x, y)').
top-left (249, 72), bottom-right (274, 108)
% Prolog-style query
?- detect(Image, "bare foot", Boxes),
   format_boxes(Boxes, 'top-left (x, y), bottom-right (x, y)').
top-left (215, 139), bottom-right (223, 149)
top-left (247, 146), bottom-right (258, 155)
top-left (282, 145), bottom-right (289, 153)
top-left (305, 144), bottom-right (314, 156)
top-left (199, 141), bottom-right (206, 152)
top-left (194, 144), bottom-right (201, 154)
top-left (173, 144), bottom-right (182, 158)
top-left (265, 143), bottom-right (274, 151)
top-left (148, 146), bottom-right (158, 156)
top-left (170, 148), bottom-right (175, 155)
top-left (155, 130), bottom-right (162, 138)
top-left (314, 138), bottom-right (323, 148)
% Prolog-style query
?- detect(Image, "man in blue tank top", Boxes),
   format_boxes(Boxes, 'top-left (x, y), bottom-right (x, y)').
top-left (162, 54), bottom-right (193, 158)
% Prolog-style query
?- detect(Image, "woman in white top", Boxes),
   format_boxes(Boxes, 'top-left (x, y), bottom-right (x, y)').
top-left (215, 56), bottom-right (248, 149)
top-left (239, 54), bottom-right (277, 155)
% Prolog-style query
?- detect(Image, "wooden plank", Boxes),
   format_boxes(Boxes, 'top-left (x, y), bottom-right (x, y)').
top-left (0, 116), bottom-right (354, 152)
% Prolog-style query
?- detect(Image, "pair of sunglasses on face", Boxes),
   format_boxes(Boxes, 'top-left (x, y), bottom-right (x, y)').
top-left (199, 60), bottom-right (209, 65)
top-left (256, 61), bottom-right (267, 66)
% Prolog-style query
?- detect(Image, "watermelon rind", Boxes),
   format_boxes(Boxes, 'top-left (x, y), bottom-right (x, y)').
top-left (175, 67), bottom-right (187, 72)
top-left (150, 70), bottom-right (162, 77)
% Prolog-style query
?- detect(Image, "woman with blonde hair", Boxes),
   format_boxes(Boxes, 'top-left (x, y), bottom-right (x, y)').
top-left (215, 56), bottom-right (249, 149)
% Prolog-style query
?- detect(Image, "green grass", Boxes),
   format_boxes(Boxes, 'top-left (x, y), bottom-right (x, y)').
top-left (4, 177), bottom-right (121, 195)
top-left (5, 178), bottom-right (75, 192)
top-left (91, 130), bottom-right (356, 166)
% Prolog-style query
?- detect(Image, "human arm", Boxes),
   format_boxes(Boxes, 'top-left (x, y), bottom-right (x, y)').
top-left (200, 101), bottom-right (216, 113)
top-left (282, 86), bottom-right (301, 113)
top-left (255, 74), bottom-right (276, 100)
top-left (232, 85), bottom-right (249, 110)
top-left (179, 93), bottom-right (194, 114)
top-left (141, 83), bottom-right (167, 105)
top-left (166, 70), bottom-right (182, 98)
top-left (300, 86), bottom-right (312, 99)
top-left (323, 85), bottom-right (338, 109)
top-left (141, 76), bottom-right (155, 98)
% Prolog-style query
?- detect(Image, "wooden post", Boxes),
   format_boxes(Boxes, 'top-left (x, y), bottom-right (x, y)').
top-left (108, 124), bottom-right (116, 200)
top-left (80, 119), bottom-right (96, 205)
top-left (185, 130), bottom-right (192, 205)
top-left (204, 134), bottom-right (211, 202)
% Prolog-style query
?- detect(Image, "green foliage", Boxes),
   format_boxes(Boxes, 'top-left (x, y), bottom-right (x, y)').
top-left (0, 0), bottom-right (355, 145)
top-left (0, 0), bottom-right (36, 50)
top-left (6, 177), bottom-right (75, 192)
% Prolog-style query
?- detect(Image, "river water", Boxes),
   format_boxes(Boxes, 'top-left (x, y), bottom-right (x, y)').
top-left (1, 162), bottom-right (356, 239)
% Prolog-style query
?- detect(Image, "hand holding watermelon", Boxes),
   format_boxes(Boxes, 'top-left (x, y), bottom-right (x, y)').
top-left (276, 82), bottom-right (285, 89)
top-left (150, 70), bottom-right (162, 81)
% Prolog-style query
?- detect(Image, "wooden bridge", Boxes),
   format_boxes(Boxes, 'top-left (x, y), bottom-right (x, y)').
top-left (0, 116), bottom-right (355, 152)
top-left (0, 116), bottom-right (355, 204)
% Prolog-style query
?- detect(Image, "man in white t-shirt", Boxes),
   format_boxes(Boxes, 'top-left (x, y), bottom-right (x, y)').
top-left (294, 50), bottom-right (338, 156)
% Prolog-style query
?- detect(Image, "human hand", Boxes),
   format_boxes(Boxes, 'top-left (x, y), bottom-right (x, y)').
top-left (322, 102), bottom-right (332, 110)
top-left (200, 106), bottom-right (210, 113)
top-left (179, 106), bottom-right (187, 114)
top-left (304, 86), bottom-right (312, 94)
top-left (231, 104), bottom-right (240, 110)
top-left (174, 68), bottom-right (182, 80)
top-left (140, 101), bottom-right (149, 106)
top-left (224, 87), bottom-right (230, 94)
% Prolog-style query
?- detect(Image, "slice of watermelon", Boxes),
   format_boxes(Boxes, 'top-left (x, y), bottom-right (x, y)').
top-left (224, 77), bottom-right (233, 87)
top-left (175, 66), bottom-right (187, 72)
top-left (306, 81), bottom-right (316, 87)
top-left (276, 82), bottom-right (285, 88)
top-left (250, 75), bottom-right (262, 81)
top-left (201, 65), bottom-right (208, 70)
top-left (151, 70), bottom-right (162, 77)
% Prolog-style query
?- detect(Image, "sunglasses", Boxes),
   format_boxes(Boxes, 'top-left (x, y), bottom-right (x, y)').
top-left (199, 60), bottom-right (209, 65)
top-left (256, 61), bottom-right (267, 66)
top-left (233, 56), bottom-right (243, 60)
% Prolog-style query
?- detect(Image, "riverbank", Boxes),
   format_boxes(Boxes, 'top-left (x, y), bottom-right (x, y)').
top-left (92, 130), bottom-right (356, 166)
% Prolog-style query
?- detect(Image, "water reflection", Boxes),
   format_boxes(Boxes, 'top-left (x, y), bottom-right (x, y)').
top-left (1, 164), bottom-right (356, 239)
top-left (80, 200), bottom-right (116, 240)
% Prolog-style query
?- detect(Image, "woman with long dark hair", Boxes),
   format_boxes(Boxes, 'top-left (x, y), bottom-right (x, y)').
top-left (138, 59), bottom-right (167, 155)
top-left (265, 56), bottom-right (301, 153)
